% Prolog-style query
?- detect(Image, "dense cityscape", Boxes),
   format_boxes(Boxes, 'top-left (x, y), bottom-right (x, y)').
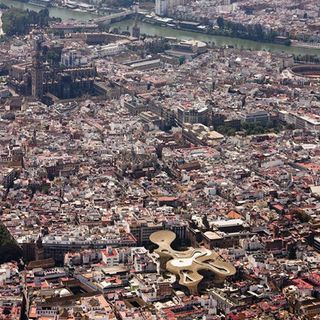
top-left (1, 0), bottom-right (320, 319)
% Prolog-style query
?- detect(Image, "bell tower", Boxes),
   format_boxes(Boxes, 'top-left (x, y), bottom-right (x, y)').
top-left (31, 31), bottom-right (44, 100)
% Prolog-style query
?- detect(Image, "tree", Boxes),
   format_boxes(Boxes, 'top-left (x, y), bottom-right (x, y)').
top-left (286, 124), bottom-right (295, 130)
top-left (0, 3), bottom-right (8, 10)
top-left (0, 224), bottom-right (22, 263)
top-left (53, 30), bottom-right (65, 38)
top-left (216, 125), bottom-right (237, 136)
top-left (179, 55), bottom-right (186, 65)
top-left (38, 8), bottom-right (50, 27)
top-left (291, 208), bottom-right (310, 223)
top-left (217, 16), bottom-right (225, 29)
top-left (2, 8), bottom-right (50, 36)
top-left (202, 215), bottom-right (210, 230)
top-left (254, 24), bottom-right (264, 41)
top-left (214, 17), bottom-right (282, 44)
top-left (288, 243), bottom-right (297, 260)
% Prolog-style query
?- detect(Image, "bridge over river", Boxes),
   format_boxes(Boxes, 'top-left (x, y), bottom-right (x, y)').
top-left (93, 10), bottom-right (134, 25)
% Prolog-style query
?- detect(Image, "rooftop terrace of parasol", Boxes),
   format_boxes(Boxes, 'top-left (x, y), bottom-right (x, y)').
top-left (149, 230), bottom-right (236, 295)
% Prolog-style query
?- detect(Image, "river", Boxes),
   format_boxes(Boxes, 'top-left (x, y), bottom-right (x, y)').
top-left (0, 0), bottom-right (320, 56)
top-left (112, 19), bottom-right (320, 57)
top-left (0, 0), bottom-right (97, 21)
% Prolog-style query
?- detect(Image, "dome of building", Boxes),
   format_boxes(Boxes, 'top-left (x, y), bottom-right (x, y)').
top-left (59, 288), bottom-right (71, 297)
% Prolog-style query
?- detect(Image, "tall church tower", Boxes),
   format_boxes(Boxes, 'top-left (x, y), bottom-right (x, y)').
top-left (31, 31), bottom-right (44, 100)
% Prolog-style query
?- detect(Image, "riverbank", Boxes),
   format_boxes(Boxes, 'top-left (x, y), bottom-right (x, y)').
top-left (140, 14), bottom-right (291, 46)
top-left (111, 19), bottom-right (320, 57)
top-left (291, 40), bottom-right (320, 50)
top-left (136, 13), bottom-right (320, 52)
